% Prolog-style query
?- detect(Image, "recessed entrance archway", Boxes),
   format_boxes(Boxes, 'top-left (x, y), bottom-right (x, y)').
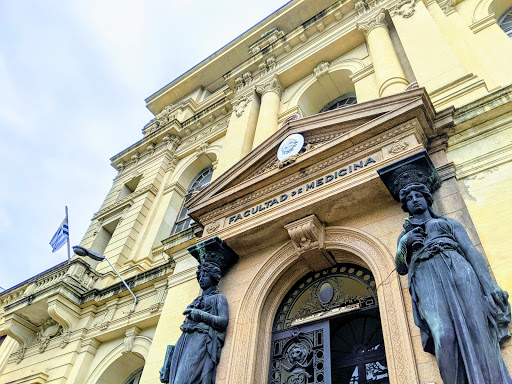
top-left (269, 263), bottom-right (388, 384)
top-left (224, 227), bottom-right (419, 384)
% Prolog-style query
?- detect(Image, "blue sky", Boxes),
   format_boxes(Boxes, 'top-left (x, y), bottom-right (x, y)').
top-left (0, 0), bottom-right (289, 290)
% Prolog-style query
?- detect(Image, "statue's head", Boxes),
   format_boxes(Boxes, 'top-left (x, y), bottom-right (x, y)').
top-left (196, 262), bottom-right (222, 289)
top-left (399, 183), bottom-right (434, 215)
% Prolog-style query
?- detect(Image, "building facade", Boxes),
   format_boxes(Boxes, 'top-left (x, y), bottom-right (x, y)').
top-left (1, 0), bottom-right (512, 382)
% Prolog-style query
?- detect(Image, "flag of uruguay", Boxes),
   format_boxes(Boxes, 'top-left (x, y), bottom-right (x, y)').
top-left (50, 217), bottom-right (69, 253)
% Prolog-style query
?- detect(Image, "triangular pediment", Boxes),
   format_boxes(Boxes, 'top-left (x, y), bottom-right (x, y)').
top-left (188, 88), bottom-right (453, 223)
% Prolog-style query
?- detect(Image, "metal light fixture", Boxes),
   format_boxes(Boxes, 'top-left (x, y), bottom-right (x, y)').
top-left (73, 246), bottom-right (138, 312)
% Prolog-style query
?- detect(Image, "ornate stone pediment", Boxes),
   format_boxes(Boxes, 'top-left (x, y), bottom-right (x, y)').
top-left (187, 89), bottom-right (453, 240)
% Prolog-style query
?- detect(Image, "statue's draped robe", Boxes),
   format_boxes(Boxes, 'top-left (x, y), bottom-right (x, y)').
top-left (168, 294), bottom-right (228, 384)
top-left (397, 217), bottom-right (511, 384)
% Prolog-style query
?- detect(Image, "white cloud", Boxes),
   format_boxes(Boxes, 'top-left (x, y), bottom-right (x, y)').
top-left (0, 0), bottom-right (291, 290)
top-left (0, 209), bottom-right (11, 233)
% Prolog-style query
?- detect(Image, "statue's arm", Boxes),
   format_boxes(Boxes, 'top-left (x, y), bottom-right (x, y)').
top-left (395, 231), bottom-right (409, 275)
top-left (188, 295), bottom-right (229, 331)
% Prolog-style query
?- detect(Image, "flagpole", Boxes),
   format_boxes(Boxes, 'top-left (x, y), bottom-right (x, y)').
top-left (65, 206), bottom-right (71, 263)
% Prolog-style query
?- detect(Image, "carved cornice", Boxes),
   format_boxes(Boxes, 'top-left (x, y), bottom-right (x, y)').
top-left (438, 0), bottom-right (456, 14)
top-left (390, 0), bottom-right (417, 18)
top-left (350, 64), bottom-right (375, 83)
top-left (179, 118), bottom-right (229, 151)
top-left (358, 9), bottom-right (387, 37)
top-left (256, 75), bottom-right (283, 97)
top-left (92, 184), bottom-right (158, 221)
top-left (470, 13), bottom-right (497, 33)
top-left (248, 28), bottom-right (284, 55)
top-left (163, 181), bottom-right (187, 197)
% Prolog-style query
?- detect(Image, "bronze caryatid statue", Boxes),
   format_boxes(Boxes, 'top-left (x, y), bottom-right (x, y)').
top-left (379, 151), bottom-right (511, 384)
top-left (160, 237), bottom-right (238, 384)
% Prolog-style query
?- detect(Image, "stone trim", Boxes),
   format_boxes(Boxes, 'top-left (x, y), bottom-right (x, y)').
top-left (470, 13), bottom-right (497, 33)
top-left (200, 120), bottom-right (421, 222)
top-left (92, 184), bottom-right (158, 221)
top-left (454, 143), bottom-right (512, 179)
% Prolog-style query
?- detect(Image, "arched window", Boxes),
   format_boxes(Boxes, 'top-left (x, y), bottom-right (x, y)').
top-left (319, 93), bottom-right (357, 113)
top-left (123, 367), bottom-right (143, 384)
top-left (171, 165), bottom-right (213, 235)
top-left (499, 7), bottom-right (512, 38)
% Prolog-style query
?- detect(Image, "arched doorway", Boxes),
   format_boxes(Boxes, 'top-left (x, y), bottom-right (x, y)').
top-left (269, 264), bottom-right (389, 384)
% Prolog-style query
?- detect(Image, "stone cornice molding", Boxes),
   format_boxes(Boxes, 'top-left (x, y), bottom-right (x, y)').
top-left (177, 117), bottom-right (229, 154)
top-left (112, 96), bottom-right (231, 170)
top-left (163, 181), bottom-right (187, 197)
top-left (470, 13), bottom-right (497, 33)
top-left (350, 64), bottom-right (375, 83)
top-left (437, 0), bottom-right (456, 15)
top-left (357, 9), bottom-right (387, 37)
top-left (5, 370), bottom-right (49, 383)
top-left (92, 183), bottom-right (158, 221)
top-left (256, 75), bottom-right (283, 97)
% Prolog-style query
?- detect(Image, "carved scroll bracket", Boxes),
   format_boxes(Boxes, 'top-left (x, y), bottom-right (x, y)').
top-left (47, 295), bottom-right (81, 348)
top-left (285, 215), bottom-right (335, 271)
top-left (4, 313), bottom-right (37, 363)
top-left (122, 326), bottom-right (141, 354)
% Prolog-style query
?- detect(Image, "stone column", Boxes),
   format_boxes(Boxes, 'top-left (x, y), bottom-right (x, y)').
top-left (252, 75), bottom-right (283, 149)
top-left (358, 10), bottom-right (409, 97)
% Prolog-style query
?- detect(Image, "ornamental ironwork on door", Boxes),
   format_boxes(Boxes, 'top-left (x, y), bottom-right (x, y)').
top-left (269, 264), bottom-right (388, 384)
top-left (269, 321), bottom-right (331, 384)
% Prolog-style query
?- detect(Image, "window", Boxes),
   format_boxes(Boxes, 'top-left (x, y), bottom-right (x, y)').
top-left (123, 367), bottom-right (143, 384)
top-left (319, 93), bottom-right (357, 113)
top-left (499, 7), bottom-right (512, 38)
top-left (171, 166), bottom-right (213, 235)
top-left (118, 175), bottom-right (142, 200)
top-left (92, 218), bottom-right (120, 255)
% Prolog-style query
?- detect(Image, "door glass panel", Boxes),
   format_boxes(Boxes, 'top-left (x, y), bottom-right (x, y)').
top-left (365, 360), bottom-right (389, 383)
top-left (332, 365), bottom-right (359, 384)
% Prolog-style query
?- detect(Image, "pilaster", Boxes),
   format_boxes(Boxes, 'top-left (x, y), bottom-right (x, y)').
top-left (214, 92), bottom-right (260, 178)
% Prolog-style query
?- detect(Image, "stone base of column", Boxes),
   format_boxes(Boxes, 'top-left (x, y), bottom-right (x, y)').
top-left (379, 76), bottom-right (410, 97)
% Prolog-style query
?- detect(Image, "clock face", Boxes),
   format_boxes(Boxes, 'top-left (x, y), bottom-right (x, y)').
top-left (277, 133), bottom-right (304, 161)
